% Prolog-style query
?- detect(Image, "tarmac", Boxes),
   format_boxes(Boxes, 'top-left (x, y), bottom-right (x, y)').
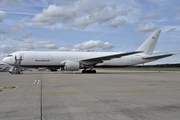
top-left (0, 70), bottom-right (180, 120)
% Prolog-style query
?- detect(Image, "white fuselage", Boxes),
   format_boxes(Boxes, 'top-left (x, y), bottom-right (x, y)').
top-left (3, 51), bottom-right (153, 68)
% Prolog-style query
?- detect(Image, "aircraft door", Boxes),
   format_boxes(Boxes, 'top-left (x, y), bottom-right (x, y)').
top-left (19, 53), bottom-right (24, 61)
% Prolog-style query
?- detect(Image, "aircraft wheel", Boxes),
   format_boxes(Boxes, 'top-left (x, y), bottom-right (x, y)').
top-left (82, 70), bottom-right (86, 73)
top-left (86, 70), bottom-right (91, 73)
top-left (92, 70), bottom-right (96, 73)
top-left (82, 70), bottom-right (96, 73)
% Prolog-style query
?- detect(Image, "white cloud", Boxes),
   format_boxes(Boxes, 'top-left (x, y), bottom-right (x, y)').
top-left (74, 40), bottom-right (114, 51)
top-left (74, 40), bottom-right (102, 50)
top-left (15, 37), bottom-right (114, 52)
top-left (0, 19), bottom-right (26, 34)
top-left (139, 13), bottom-right (160, 21)
top-left (38, 41), bottom-right (57, 49)
top-left (18, 38), bottom-right (58, 50)
top-left (110, 17), bottom-right (126, 28)
top-left (32, 1), bottom-right (133, 29)
top-left (73, 8), bottom-right (133, 29)
top-left (15, 37), bottom-right (115, 52)
top-left (11, 19), bottom-right (26, 32)
top-left (22, 31), bottom-right (32, 38)
top-left (32, 4), bottom-right (77, 26)
top-left (166, 28), bottom-right (177, 33)
top-left (0, 45), bottom-right (16, 54)
top-left (53, 0), bottom-right (78, 4)
top-left (136, 23), bottom-right (159, 33)
top-left (50, 24), bottom-right (57, 31)
top-left (5, 11), bottom-right (35, 16)
top-left (100, 42), bottom-right (114, 50)
top-left (57, 47), bottom-right (72, 51)
top-left (0, 10), bottom-right (6, 22)
top-left (18, 38), bottom-right (36, 50)
top-left (162, 25), bottom-right (180, 33)
top-left (14, 31), bottom-right (32, 41)
top-left (153, 50), bottom-right (163, 54)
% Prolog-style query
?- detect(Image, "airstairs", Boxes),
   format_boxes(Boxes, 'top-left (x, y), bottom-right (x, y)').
top-left (11, 56), bottom-right (22, 74)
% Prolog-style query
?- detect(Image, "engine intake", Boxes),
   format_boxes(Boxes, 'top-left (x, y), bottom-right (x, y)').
top-left (64, 60), bottom-right (80, 71)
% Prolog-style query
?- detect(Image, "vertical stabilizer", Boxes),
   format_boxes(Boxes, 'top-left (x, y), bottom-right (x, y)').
top-left (137, 30), bottom-right (161, 55)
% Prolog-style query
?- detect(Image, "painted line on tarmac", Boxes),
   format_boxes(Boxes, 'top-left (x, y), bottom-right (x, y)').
top-left (0, 86), bottom-right (18, 89)
top-left (115, 90), bottom-right (153, 93)
top-left (33, 92), bottom-right (77, 95)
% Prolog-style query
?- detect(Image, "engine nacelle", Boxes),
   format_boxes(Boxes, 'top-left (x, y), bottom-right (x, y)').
top-left (64, 60), bottom-right (80, 71)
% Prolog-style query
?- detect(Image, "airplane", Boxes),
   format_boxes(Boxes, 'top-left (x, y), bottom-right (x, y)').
top-left (3, 30), bottom-right (173, 73)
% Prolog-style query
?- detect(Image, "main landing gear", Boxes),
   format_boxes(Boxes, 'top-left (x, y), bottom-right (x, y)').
top-left (82, 69), bottom-right (96, 73)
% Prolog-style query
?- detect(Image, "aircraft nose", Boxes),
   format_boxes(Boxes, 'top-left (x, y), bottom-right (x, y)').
top-left (3, 57), bottom-right (7, 63)
top-left (3, 57), bottom-right (11, 64)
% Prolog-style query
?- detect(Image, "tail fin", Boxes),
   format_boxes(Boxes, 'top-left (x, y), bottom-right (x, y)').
top-left (136, 30), bottom-right (161, 55)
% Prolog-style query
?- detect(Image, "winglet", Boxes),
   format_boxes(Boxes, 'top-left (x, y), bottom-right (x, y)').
top-left (137, 30), bottom-right (161, 55)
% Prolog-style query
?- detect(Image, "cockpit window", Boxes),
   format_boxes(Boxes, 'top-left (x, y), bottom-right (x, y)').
top-left (7, 55), bottom-right (13, 57)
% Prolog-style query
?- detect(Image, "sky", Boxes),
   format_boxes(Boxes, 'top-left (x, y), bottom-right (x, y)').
top-left (0, 0), bottom-right (180, 65)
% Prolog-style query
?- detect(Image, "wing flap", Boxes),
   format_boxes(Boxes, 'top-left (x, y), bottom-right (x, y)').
top-left (80, 51), bottom-right (142, 65)
top-left (143, 54), bottom-right (173, 60)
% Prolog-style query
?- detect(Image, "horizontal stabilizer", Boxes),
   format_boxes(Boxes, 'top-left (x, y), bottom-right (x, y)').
top-left (143, 54), bottom-right (173, 60)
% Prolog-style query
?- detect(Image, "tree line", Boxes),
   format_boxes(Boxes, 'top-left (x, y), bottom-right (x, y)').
top-left (135, 63), bottom-right (180, 68)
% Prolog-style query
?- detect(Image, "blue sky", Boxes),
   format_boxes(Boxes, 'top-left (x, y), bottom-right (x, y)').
top-left (0, 0), bottom-right (180, 64)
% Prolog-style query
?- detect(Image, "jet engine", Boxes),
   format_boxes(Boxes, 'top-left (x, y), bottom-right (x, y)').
top-left (64, 60), bottom-right (80, 71)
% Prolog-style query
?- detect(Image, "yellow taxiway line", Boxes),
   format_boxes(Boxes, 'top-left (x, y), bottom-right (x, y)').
top-left (33, 92), bottom-right (77, 95)
top-left (0, 86), bottom-right (18, 89)
top-left (115, 90), bottom-right (153, 93)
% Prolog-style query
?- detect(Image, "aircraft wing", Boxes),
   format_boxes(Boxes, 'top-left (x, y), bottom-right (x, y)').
top-left (80, 51), bottom-right (142, 65)
top-left (143, 53), bottom-right (173, 60)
